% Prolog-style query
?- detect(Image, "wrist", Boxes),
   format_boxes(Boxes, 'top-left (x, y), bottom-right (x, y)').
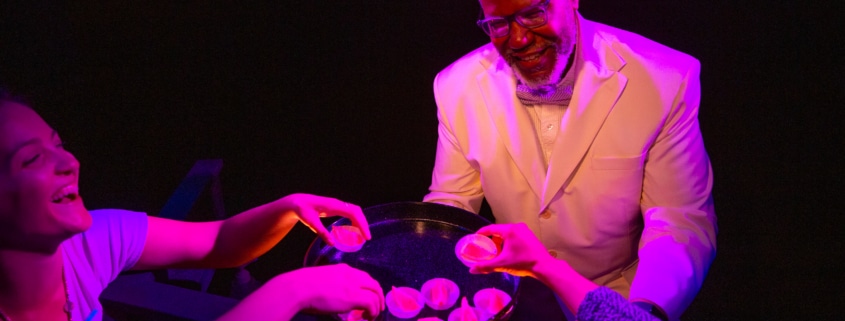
top-left (631, 300), bottom-right (669, 321)
top-left (221, 272), bottom-right (303, 321)
top-left (270, 272), bottom-right (310, 312)
top-left (531, 254), bottom-right (563, 281)
top-left (532, 255), bottom-right (598, 315)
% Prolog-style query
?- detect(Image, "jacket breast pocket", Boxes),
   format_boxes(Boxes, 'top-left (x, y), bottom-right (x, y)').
top-left (591, 153), bottom-right (645, 170)
top-left (585, 153), bottom-right (646, 223)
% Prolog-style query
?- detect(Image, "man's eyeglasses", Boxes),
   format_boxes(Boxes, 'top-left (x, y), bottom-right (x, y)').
top-left (476, 0), bottom-right (551, 38)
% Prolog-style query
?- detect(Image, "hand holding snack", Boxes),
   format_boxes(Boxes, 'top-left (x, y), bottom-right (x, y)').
top-left (455, 233), bottom-right (499, 267)
top-left (468, 223), bottom-right (553, 278)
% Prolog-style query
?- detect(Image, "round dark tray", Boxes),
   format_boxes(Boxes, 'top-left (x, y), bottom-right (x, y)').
top-left (303, 202), bottom-right (520, 321)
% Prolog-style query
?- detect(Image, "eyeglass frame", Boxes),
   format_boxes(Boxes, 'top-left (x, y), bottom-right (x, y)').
top-left (476, 0), bottom-right (552, 38)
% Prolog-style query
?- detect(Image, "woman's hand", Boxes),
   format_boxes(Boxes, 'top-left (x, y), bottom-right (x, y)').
top-left (218, 264), bottom-right (384, 321)
top-left (466, 223), bottom-right (602, 318)
top-left (469, 222), bottom-right (554, 278)
top-left (275, 193), bottom-right (371, 246)
top-left (281, 264), bottom-right (385, 320)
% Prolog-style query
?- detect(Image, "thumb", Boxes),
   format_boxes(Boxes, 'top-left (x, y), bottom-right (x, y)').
top-left (469, 258), bottom-right (498, 274)
top-left (318, 225), bottom-right (335, 246)
top-left (302, 208), bottom-right (335, 246)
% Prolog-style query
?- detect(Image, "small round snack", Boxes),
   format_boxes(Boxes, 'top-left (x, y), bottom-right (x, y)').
top-left (386, 286), bottom-right (424, 319)
top-left (472, 288), bottom-right (512, 319)
top-left (338, 309), bottom-right (365, 321)
top-left (331, 225), bottom-right (366, 252)
top-left (454, 234), bottom-right (498, 267)
top-left (447, 297), bottom-right (479, 321)
top-left (421, 277), bottom-right (460, 310)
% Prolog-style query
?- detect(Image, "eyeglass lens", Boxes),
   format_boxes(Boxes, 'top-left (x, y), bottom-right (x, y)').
top-left (483, 6), bottom-right (548, 37)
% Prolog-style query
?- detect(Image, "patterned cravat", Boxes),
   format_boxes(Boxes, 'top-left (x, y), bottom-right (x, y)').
top-left (516, 82), bottom-right (574, 106)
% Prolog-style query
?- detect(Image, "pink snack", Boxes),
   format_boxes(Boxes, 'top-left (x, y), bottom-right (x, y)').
top-left (331, 225), bottom-right (366, 252)
top-left (473, 288), bottom-right (512, 319)
top-left (447, 297), bottom-right (479, 321)
top-left (421, 278), bottom-right (460, 310)
top-left (455, 234), bottom-right (498, 267)
top-left (386, 286), bottom-right (424, 319)
top-left (338, 309), bottom-right (365, 321)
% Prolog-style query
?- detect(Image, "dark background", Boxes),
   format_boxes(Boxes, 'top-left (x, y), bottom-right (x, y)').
top-left (1, 1), bottom-right (842, 319)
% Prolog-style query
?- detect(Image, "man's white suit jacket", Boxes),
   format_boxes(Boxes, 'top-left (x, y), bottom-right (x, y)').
top-left (424, 14), bottom-right (717, 320)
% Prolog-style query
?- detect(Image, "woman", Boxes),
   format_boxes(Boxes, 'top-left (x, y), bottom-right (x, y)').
top-left (470, 222), bottom-right (665, 321)
top-left (0, 93), bottom-right (384, 321)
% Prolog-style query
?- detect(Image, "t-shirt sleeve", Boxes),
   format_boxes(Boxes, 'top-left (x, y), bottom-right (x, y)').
top-left (83, 209), bottom-right (149, 285)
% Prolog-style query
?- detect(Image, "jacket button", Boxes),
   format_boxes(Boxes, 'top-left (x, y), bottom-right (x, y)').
top-left (539, 210), bottom-right (551, 219)
top-left (548, 250), bottom-right (558, 258)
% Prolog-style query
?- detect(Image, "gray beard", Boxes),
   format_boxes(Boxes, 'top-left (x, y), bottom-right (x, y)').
top-left (511, 42), bottom-right (575, 90)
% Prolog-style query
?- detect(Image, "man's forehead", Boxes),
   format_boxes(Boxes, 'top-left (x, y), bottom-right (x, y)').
top-left (479, 0), bottom-right (537, 16)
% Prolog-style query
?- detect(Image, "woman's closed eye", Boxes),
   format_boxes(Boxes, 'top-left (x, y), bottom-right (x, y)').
top-left (22, 154), bottom-right (41, 167)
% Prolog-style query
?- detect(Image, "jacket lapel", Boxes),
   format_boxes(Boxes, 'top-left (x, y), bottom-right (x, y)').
top-left (540, 18), bottom-right (628, 210)
top-left (476, 56), bottom-right (546, 200)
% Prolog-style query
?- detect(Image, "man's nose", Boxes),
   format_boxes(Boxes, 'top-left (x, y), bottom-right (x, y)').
top-left (508, 21), bottom-right (533, 50)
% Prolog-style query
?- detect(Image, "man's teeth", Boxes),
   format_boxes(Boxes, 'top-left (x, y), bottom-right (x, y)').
top-left (52, 185), bottom-right (79, 202)
top-left (520, 53), bottom-right (543, 61)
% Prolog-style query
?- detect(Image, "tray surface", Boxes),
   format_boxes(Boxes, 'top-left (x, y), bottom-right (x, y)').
top-left (304, 202), bottom-right (519, 321)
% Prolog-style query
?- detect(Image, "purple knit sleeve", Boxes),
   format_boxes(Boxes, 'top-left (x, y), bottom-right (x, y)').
top-left (576, 287), bottom-right (660, 321)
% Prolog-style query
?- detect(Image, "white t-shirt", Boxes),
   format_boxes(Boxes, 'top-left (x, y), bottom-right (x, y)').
top-left (61, 209), bottom-right (148, 321)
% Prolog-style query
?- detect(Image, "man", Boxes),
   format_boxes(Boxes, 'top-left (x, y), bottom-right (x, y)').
top-left (423, 0), bottom-right (717, 320)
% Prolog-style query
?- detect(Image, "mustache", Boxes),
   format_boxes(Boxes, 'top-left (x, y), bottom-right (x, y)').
top-left (503, 39), bottom-right (559, 64)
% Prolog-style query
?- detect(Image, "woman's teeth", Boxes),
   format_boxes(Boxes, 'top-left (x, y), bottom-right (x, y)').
top-left (52, 185), bottom-right (79, 203)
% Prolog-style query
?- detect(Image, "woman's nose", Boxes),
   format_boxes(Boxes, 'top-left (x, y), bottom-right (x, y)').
top-left (55, 150), bottom-right (79, 177)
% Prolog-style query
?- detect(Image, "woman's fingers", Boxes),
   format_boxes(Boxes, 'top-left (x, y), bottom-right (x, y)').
top-left (341, 203), bottom-right (372, 240)
top-left (316, 197), bottom-right (372, 240)
top-left (349, 267), bottom-right (385, 312)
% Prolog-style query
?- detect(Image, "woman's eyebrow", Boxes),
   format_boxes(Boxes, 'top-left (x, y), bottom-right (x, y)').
top-left (2, 137), bottom-right (40, 166)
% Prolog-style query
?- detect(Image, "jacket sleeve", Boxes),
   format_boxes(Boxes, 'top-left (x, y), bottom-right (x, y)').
top-left (629, 59), bottom-right (718, 320)
top-left (422, 72), bottom-right (485, 214)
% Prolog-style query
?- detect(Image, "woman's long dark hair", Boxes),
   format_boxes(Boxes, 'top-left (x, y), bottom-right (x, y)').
top-left (0, 86), bottom-right (29, 106)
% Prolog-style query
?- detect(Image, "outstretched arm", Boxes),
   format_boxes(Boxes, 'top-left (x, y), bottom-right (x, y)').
top-left (470, 223), bottom-right (597, 313)
top-left (472, 223), bottom-right (658, 321)
top-left (132, 193), bottom-right (371, 270)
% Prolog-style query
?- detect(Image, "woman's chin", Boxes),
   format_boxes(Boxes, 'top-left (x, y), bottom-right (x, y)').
top-left (53, 202), bottom-right (92, 234)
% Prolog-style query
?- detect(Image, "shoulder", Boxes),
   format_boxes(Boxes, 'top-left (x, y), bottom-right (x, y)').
top-left (583, 17), bottom-right (699, 76)
top-left (63, 209), bottom-right (150, 313)
top-left (435, 43), bottom-right (503, 88)
top-left (87, 208), bottom-right (148, 232)
top-left (64, 209), bottom-right (148, 249)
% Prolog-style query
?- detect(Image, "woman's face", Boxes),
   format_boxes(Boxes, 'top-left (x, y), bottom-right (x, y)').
top-left (0, 101), bottom-right (91, 251)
